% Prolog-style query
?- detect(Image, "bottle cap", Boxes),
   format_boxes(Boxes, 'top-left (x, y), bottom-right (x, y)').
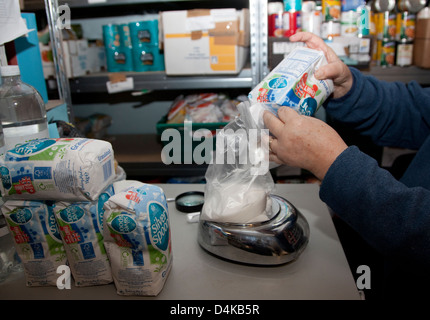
top-left (0, 65), bottom-right (20, 77)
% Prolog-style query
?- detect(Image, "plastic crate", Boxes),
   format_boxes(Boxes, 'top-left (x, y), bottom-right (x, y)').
top-left (156, 116), bottom-right (228, 164)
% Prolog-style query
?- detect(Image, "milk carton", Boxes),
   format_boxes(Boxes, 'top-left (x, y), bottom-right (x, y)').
top-left (1, 200), bottom-right (67, 286)
top-left (0, 138), bottom-right (115, 201)
top-left (103, 181), bottom-right (172, 296)
top-left (248, 47), bottom-right (334, 116)
top-left (52, 185), bottom-right (114, 286)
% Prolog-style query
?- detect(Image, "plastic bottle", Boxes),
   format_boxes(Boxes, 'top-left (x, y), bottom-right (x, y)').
top-left (0, 65), bottom-right (49, 151)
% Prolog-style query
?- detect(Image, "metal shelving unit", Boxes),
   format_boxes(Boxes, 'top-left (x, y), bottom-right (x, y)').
top-left (46, 0), bottom-right (269, 98)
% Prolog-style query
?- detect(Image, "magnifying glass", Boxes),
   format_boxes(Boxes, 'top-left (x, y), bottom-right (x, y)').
top-left (167, 191), bottom-right (205, 216)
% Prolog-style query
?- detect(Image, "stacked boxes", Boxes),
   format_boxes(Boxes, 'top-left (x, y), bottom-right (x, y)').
top-left (103, 20), bottom-right (164, 72)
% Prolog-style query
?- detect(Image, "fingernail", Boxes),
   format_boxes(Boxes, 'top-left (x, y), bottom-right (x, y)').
top-left (315, 70), bottom-right (323, 79)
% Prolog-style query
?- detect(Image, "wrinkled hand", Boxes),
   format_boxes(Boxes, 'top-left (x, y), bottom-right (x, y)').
top-left (263, 107), bottom-right (348, 181)
top-left (290, 32), bottom-right (353, 99)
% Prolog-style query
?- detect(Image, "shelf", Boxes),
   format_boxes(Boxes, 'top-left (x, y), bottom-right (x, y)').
top-left (361, 65), bottom-right (430, 86)
top-left (69, 68), bottom-right (253, 93)
top-left (61, 0), bottom-right (207, 7)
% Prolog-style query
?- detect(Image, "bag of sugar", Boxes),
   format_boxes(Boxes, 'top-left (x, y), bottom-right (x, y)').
top-left (1, 200), bottom-right (67, 286)
top-left (103, 181), bottom-right (172, 296)
top-left (52, 184), bottom-right (114, 286)
top-left (248, 46), bottom-right (334, 118)
top-left (0, 138), bottom-right (115, 201)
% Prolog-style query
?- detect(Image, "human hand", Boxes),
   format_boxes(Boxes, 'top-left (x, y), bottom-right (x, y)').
top-left (289, 32), bottom-right (353, 99)
top-left (263, 107), bottom-right (348, 181)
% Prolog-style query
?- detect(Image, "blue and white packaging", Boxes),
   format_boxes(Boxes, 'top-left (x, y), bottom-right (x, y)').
top-left (103, 181), bottom-right (172, 296)
top-left (0, 138), bottom-right (115, 201)
top-left (52, 185), bottom-right (114, 286)
top-left (1, 200), bottom-right (67, 286)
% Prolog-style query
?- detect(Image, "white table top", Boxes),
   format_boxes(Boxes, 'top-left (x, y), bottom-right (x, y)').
top-left (0, 183), bottom-right (360, 300)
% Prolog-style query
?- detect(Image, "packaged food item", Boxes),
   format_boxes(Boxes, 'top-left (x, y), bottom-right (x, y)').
top-left (322, 0), bottom-right (341, 21)
top-left (103, 181), bottom-right (172, 296)
top-left (0, 138), bottom-right (115, 201)
top-left (248, 46), bottom-right (334, 116)
top-left (1, 200), bottom-right (67, 286)
top-left (379, 38), bottom-right (395, 67)
top-left (52, 184), bottom-right (114, 286)
top-left (268, 2), bottom-right (284, 37)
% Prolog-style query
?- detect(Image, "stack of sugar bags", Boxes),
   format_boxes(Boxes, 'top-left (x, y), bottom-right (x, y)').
top-left (0, 138), bottom-right (116, 287)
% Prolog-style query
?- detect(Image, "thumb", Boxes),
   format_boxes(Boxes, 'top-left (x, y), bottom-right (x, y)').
top-left (314, 62), bottom-right (344, 80)
top-left (277, 106), bottom-right (299, 123)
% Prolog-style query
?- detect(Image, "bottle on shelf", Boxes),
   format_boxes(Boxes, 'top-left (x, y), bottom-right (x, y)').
top-left (0, 65), bottom-right (49, 151)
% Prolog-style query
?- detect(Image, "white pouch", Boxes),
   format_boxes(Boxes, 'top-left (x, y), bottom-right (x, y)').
top-left (52, 184), bottom-right (114, 286)
top-left (1, 200), bottom-right (67, 286)
top-left (103, 181), bottom-right (172, 296)
top-left (0, 138), bottom-right (115, 201)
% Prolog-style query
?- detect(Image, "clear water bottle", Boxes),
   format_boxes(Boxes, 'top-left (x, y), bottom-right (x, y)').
top-left (0, 65), bottom-right (49, 151)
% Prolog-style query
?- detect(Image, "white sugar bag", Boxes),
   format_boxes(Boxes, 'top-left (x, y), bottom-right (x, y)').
top-left (0, 138), bottom-right (115, 201)
top-left (103, 181), bottom-right (172, 296)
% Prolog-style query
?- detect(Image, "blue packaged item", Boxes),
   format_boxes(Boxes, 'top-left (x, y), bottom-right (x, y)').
top-left (52, 184), bottom-right (114, 286)
top-left (103, 181), bottom-right (172, 296)
top-left (1, 200), bottom-right (67, 286)
top-left (129, 20), bottom-right (159, 47)
top-left (117, 24), bottom-right (134, 72)
top-left (103, 24), bottom-right (133, 72)
top-left (132, 44), bottom-right (165, 72)
top-left (341, 0), bottom-right (365, 11)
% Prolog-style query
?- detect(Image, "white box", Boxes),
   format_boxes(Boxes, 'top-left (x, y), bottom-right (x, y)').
top-left (62, 39), bottom-right (91, 78)
top-left (161, 8), bottom-right (249, 75)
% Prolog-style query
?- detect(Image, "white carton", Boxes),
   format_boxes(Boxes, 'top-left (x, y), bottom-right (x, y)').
top-left (62, 39), bottom-right (90, 78)
top-left (161, 8), bottom-right (249, 75)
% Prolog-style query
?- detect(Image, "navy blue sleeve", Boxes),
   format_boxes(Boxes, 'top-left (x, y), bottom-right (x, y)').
top-left (319, 146), bottom-right (430, 265)
top-left (324, 67), bottom-right (430, 149)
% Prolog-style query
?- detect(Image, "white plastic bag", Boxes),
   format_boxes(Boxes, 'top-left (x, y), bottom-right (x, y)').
top-left (201, 101), bottom-right (274, 224)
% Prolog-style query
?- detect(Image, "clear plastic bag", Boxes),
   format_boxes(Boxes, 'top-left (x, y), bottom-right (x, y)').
top-left (201, 101), bottom-right (274, 224)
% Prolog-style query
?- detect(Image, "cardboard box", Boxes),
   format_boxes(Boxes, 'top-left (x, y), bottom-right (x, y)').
top-left (413, 38), bottom-right (430, 68)
top-left (62, 39), bottom-right (91, 78)
top-left (161, 8), bottom-right (249, 75)
top-left (414, 18), bottom-right (430, 68)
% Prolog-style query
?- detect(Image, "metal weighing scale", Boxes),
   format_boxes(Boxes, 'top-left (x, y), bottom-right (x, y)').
top-left (198, 194), bottom-right (310, 266)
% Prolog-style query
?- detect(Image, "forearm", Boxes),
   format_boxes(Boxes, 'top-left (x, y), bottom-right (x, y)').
top-left (324, 68), bottom-right (430, 149)
top-left (320, 146), bottom-right (430, 265)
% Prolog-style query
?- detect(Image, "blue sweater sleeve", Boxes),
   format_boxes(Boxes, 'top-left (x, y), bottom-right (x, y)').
top-left (320, 146), bottom-right (430, 265)
top-left (324, 67), bottom-right (430, 149)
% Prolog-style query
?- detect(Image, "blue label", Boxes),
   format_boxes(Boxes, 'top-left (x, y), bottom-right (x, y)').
top-left (34, 167), bottom-right (52, 179)
top-left (59, 206), bottom-right (85, 223)
top-left (111, 214), bottom-right (137, 234)
top-left (9, 208), bottom-right (32, 224)
top-left (80, 242), bottom-right (96, 260)
top-left (132, 249), bottom-right (144, 266)
top-left (268, 76), bottom-right (288, 89)
top-left (31, 242), bottom-right (45, 259)
top-left (0, 166), bottom-right (11, 190)
top-left (299, 97), bottom-right (317, 116)
top-left (149, 202), bottom-right (169, 251)
top-left (9, 139), bottom-right (56, 156)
